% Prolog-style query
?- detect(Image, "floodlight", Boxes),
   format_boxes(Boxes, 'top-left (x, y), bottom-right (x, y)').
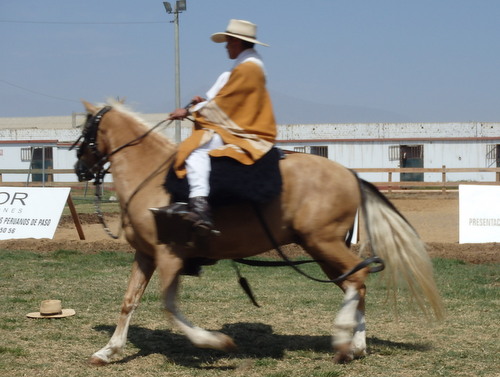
top-left (176, 0), bottom-right (187, 11)
top-left (163, 2), bottom-right (172, 13)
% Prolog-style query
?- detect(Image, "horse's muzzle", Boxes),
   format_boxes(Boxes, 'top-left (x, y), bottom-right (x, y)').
top-left (74, 161), bottom-right (95, 182)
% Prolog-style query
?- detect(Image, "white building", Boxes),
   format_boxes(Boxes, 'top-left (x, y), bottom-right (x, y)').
top-left (280, 122), bottom-right (500, 182)
top-left (1, 113), bottom-right (499, 184)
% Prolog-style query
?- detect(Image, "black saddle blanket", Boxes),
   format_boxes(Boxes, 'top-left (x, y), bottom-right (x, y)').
top-left (164, 147), bottom-right (283, 205)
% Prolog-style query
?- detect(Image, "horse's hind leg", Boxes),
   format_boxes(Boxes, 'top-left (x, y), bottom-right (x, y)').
top-left (155, 251), bottom-right (237, 352)
top-left (302, 237), bottom-right (368, 363)
top-left (89, 252), bottom-right (156, 365)
top-left (351, 290), bottom-right (367, 359)
top-left (332, 283), bottom-right (367, 363)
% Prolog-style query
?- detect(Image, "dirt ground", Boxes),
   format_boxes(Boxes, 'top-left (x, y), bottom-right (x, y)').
top-left (0, 192), bottom-right (498, 264)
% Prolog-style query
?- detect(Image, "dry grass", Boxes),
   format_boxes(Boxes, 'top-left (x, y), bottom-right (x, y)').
top-left (0, 249), bottom-right (498, 377)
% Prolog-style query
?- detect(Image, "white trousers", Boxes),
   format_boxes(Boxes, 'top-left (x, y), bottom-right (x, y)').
top-left (185, 133), bottom-right (224, 198)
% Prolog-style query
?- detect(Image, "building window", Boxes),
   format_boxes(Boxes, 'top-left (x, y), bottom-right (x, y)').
top-left (388, 145), bottom-right (400, 161)
top-left (400, 145), bottom-right (424, 182)
top-left (401, 145), bottom-right (423, 160)
top-left (20, 147), bottom-right (32, 162)
top-left (310, 146), bottom-right (328, 158)
top-left (486, 144), bottom-right (499, 167)
top-left (30, 147), bottom-right (54, 182)
top-left (293, 146), bottom-right (328, 158)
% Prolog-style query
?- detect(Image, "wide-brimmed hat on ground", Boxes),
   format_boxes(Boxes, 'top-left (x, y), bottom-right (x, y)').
top-left (26, 300), bottom-right (75, 319)
top-left (211, 19), bottom-right (269, 47)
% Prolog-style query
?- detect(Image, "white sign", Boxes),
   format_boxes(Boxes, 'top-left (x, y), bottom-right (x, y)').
top-left (459, 185), bottom-right (500, 244)
top-left (0, 187), bottom-right (71, 240)
top-left (350, 210), bottom-right (359, 244)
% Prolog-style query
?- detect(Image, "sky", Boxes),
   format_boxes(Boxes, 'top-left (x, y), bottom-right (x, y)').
top-left (1, 0), bottom-right (499, 124)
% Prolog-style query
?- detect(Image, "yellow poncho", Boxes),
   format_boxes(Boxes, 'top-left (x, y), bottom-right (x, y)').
top-left (174, 61), bottom-right (277, 178)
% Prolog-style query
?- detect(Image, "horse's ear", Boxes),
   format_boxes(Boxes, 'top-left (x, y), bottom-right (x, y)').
top-left (81, 99), bottom-right (97, 114)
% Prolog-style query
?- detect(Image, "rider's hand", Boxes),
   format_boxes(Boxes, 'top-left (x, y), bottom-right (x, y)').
top-left (168, 108), bottom-right (189, 120)
top-left (191, 96), bottom-right (205, 104)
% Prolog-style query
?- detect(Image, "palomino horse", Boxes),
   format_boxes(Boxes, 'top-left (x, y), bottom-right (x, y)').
top-left (74, 100), bottom-right (443, 365)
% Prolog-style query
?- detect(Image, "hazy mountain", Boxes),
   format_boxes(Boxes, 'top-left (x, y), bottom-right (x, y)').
top-left (271, 91), bottom-right (410, 124)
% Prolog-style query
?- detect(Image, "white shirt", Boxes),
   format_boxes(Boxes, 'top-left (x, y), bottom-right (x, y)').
top-left (191, 48), bottom-right (265, 112)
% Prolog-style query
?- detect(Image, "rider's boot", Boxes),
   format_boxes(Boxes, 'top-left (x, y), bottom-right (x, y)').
top-left (186, 196), bottom-right (214, 236)
top-left (181, 196), bottom-right (217, 275)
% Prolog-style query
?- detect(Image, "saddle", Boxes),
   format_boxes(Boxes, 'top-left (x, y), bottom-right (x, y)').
top-left (150, 147), bottom-right (283, 249)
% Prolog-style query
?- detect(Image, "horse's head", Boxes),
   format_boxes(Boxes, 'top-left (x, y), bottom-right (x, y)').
top-left (71, 101), bottom-right (112, 182)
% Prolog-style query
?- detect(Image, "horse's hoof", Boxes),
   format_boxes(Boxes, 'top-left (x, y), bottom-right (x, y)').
top-left (333, 352), bottom-right (354, 364)
top-left (353, 348), bottom-right (367, 359)
top-left (88, 355), bottom-right (109, 366)
top-left (213, 332), bottom-right (238, 352)
top-left (333, 344), bottom-right (354, 364)
top-left (223, 338), bottom-right (238, 352)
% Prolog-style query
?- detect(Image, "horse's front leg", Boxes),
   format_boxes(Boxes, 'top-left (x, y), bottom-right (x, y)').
top-left (89, 252), bottom-right (156, 366)
top-left (156, 253), bottom-right (237, 352)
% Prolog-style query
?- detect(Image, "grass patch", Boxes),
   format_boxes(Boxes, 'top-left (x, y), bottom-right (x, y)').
top-left (0, 346), bottom-right (26, 357)
top-left (0, 249), bottom-right (498, 376)
top-left (61, 186), bottom-right (121, 215)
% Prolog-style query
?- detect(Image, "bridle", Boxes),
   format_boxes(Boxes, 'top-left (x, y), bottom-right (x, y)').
top-left (71, 106), bottom-right (113, 183)
top-left (70, 105), bottom-right (172, 239)
top-left (71, 106), bottom-right (125, 238)
top-left (71, 106), bottom-right (173, 184)
top-left (71, 102), bottom-right (196, 239)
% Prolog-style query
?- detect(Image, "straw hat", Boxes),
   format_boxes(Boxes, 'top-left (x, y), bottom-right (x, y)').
top-left (26, 300), bottom-right (75, 319)
top-left (211, 19), bottom-right (269, 47)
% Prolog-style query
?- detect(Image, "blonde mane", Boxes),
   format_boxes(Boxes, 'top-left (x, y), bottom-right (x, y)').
top-left (104, 99), bottom-right (154, 130)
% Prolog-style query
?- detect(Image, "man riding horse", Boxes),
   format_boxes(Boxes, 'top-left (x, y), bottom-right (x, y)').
top-left (167, 19), bottom-right (277, 236)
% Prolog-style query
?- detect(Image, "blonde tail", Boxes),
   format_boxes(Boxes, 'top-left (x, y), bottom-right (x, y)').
top-left (360, 180), bottom-right (444, 320)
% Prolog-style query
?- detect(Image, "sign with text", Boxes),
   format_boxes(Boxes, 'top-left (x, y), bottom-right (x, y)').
top-left (0, 187), bottom-right (70, 240)
top-left (459, 185), bottom-right (500, 244)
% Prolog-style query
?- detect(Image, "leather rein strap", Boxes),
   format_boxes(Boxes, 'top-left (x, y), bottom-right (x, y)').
top-left (236, 203), bottom-right (385, 284)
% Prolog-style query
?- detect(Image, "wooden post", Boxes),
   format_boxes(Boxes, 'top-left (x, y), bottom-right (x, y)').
top-left (442, 165), bottom-right (446, 193)
top-left (66, 194), bottom-right (85, 240)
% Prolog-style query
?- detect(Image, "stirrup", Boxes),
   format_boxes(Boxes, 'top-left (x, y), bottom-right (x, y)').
top-left (149, 203), bottom-right (220, 248)
top-left (192, 220), bottom-right (220, 237)
top-left (150, 204), bottom-right (191, 245)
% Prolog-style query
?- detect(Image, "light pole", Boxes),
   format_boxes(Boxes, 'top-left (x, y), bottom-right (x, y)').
top-left (163, 0), bottom-right (187, 143)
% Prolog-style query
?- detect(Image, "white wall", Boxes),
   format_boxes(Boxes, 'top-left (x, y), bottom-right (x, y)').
top-left (277, 122), bottom-right (500, 140)
top-left (279, 139), bottom-right (498, 182)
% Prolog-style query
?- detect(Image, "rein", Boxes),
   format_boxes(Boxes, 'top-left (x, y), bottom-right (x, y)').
top-left (246, 203), bottom-right (385, 284)
top-left (98, 120), bottom-right (173, 239)
top-left (73, 105), bottom-right (181, 239)
top-left (75, 104), bottom-right (384, 292)
top-left (93, 169), bottom-right (121, 239)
